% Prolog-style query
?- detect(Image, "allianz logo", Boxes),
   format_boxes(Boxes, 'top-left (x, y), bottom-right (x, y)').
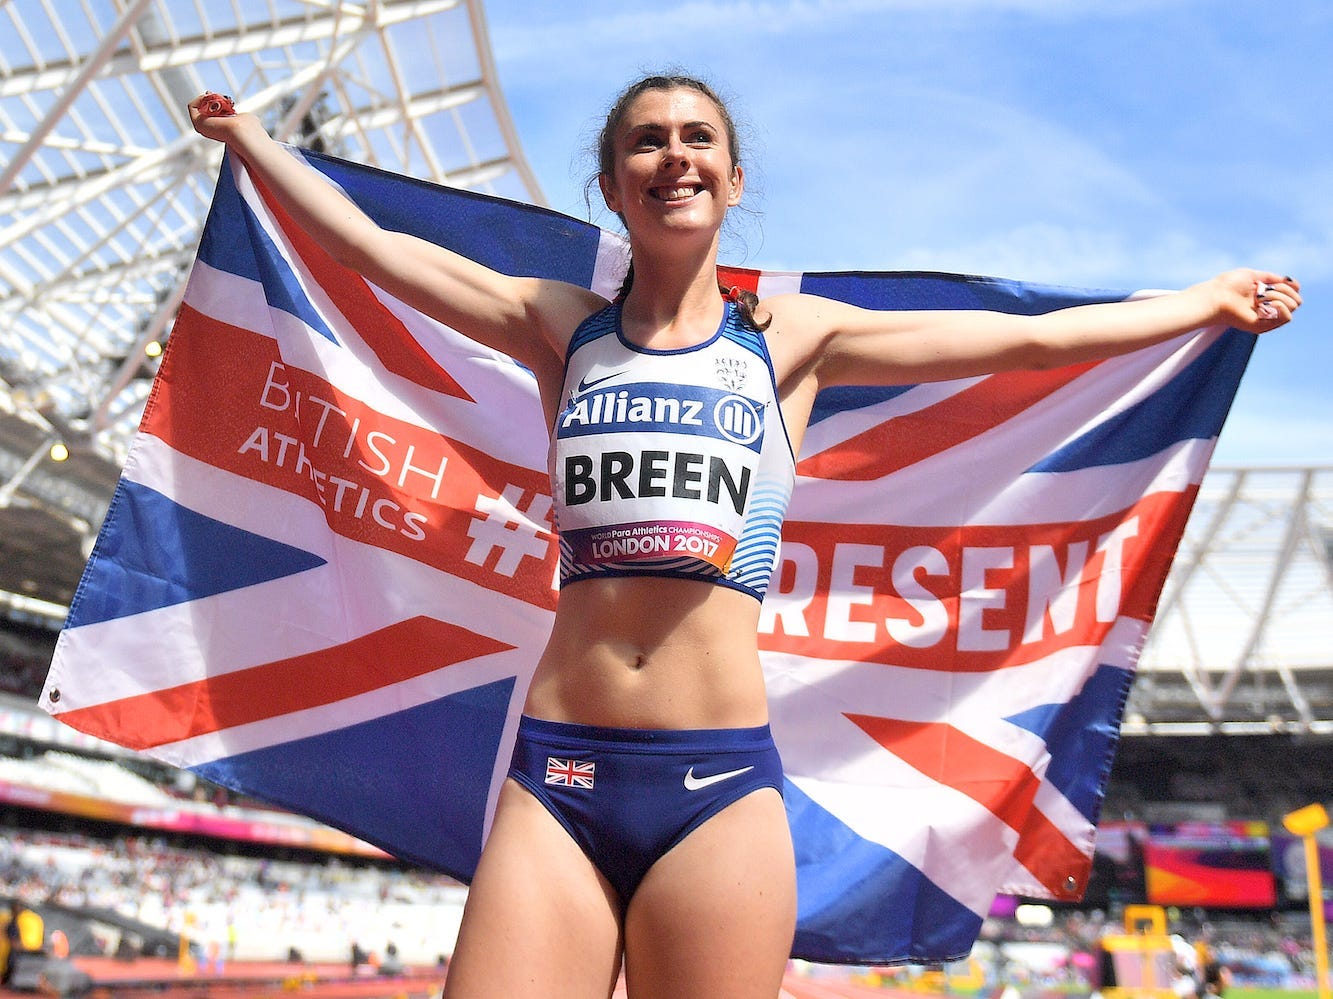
top-left (560, 381), bottom-right (763, 447)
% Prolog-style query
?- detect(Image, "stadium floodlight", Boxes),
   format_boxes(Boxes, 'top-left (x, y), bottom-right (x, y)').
top-left (1282, 803), bottom-right (1330, 999)
top-left (1284, 802), bottom-right (1330, 838)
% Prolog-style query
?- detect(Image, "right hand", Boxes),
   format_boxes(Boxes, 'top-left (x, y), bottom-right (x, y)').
top-left (1183, 269), bottom-right (1302, 336)
top-left (188, 92), bottom-right (255, 143)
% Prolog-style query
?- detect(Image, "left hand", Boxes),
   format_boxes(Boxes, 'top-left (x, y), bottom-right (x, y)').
top-left (1193, 268), bottom-right (1302, 334)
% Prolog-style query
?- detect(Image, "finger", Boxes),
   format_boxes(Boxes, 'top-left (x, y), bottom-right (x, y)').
top-left (1254, 280), bottom-right (1278, 318)
top-left (1255, 294), bottom-right (1295, 326)
top-left (1253, 271), bottom-right (1301, 299)
top-left (1275, 277), bottom-right (1303, 307)
top-left (1255, 280), bottom-right (1302, 315)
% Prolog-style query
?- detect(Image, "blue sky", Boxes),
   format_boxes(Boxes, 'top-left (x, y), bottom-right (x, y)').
top-left (482, 0), bottom-right (1330, 464)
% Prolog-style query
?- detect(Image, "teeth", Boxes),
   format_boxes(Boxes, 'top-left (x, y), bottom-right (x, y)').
top-left (656, 187), bottom-right (697, 201)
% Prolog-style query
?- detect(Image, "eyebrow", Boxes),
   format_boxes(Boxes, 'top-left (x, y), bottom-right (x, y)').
top-left (627, 120), bottom-right (718, 137)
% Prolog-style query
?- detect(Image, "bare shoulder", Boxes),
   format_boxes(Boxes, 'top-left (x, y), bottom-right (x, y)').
top-left (757, 292), bottom-right (852, 378)
top-left (758, 290), bottom-right (958, 392)
top-left (515, 278), bottom-right (610, 359)
top-left (761, 291), bottom-right (841, 327)
top-left (500, 280), bottom-right (608, 418)
top-left (536, 279), bottom-right (610, 331)
top-left (760, 291), bottom-right (872, 338)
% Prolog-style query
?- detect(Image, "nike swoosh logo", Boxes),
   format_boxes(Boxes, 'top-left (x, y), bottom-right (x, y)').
top-left (683, 765), bottom-right (755, 792)
top-left (576, 370), bottom-right (626, 393)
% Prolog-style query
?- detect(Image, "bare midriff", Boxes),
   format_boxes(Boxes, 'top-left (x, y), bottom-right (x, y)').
top-left (523, 576), bottom-right (769, 731)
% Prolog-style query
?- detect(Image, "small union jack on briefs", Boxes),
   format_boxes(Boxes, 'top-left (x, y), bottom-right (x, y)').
top-left (545, 757), bottom-right (596, 789)
top-left (41, 146), bottom-right (1256, 965)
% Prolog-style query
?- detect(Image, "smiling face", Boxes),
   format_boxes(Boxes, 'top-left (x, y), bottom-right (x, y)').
top-left (597, 86), bottom-right (744, 243)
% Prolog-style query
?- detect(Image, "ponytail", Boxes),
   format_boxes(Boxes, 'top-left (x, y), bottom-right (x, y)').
top-left (720, 281), bottom-right (771, 332)
top-left (614, 265), bottom-right (770, 332)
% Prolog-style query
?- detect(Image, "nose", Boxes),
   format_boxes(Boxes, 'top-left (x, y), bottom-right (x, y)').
top-left (661, 132), bottom-right (689, 169)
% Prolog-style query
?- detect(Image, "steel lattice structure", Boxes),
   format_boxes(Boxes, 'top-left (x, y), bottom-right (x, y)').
top-left (1130, 465), bottom-right (1333, 735)
top-left (0, 0), bottom-right (541, 606)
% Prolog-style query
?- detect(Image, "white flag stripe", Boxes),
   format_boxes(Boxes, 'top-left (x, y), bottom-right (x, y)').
top-left (798, 375), bottom-right (985, 459)
top-left (754, 271), bottom-right (802, 299)
top-left (788, 771), bottom-right (1015, 917)
top-left (789, 429), bottom-right (1211, 527)
top-left (47, 439), bottom-right (554, 710)
top-left (591, 229), bottom-right (628, 302)
top-left (153, 643), bottom-right (535, 770)
top-left (789, 325), bottom-right (1220, 525)
top-left (127, 434), bottom-right (342, 559)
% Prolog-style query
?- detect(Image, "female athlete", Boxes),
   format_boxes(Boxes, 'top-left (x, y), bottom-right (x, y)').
top-left (190, 73), bottom-right (1299, 999)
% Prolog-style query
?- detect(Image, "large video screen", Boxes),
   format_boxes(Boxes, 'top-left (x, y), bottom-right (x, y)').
top-left (1086, 820), bottom-right (1149, 907)
top-left (1143, 820), bottom-right (1277, 908)
top-left (1271, 831), bottom-right (1333, 919)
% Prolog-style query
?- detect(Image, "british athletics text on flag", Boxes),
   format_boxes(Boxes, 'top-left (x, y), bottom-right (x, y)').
top-left (40, 147), bottom-right (1254, 964)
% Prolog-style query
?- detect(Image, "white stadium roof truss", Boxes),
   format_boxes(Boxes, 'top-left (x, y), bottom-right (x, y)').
top-left (0, 2), bottom-right (1328, 734)
top-left (0, 0), bottom-right (540, 465)
top-left (1131, 466), bottom-right (1333, 734)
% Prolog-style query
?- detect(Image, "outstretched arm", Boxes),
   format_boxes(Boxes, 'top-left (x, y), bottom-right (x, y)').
top-left (767, 269), bottom-right (1301, 391)
top-left (187, 94), bottom-right (605, 373)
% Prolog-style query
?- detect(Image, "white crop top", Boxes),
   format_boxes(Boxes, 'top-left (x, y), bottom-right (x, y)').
top-left (550, 300), bottom-right (795, 601)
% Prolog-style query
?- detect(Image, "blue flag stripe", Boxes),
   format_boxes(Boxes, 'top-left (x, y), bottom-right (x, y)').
top-left (67, 479), bottom-right (327, 628)
top-left (1029, 330), bottom-right (1255, 472)
top-left (198, 161), bottom-right (340, 344)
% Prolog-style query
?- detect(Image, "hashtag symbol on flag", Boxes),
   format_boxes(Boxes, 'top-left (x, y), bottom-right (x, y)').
top-left (465, 484), bottom-right (552, 576)
top-left (544, 757), bottom-right (595, 789)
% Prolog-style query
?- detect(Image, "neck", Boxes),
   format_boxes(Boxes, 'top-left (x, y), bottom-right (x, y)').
top-left (621, 242), bottom-right (724, 347)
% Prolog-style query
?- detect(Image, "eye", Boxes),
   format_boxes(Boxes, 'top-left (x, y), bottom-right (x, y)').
top-left (688, 129), bottom-right (714, 145)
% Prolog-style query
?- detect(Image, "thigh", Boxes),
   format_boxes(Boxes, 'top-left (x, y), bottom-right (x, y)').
top-left (622, 788), bottom-right (795, 999)
top-left (443, 779), bottom-right (623, 999)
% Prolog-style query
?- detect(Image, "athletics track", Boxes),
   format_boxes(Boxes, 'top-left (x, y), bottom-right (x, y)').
top-left (0, 956), bottom-right (921, 999)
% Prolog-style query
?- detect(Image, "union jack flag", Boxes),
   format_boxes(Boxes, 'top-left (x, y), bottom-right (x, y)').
top-left (545, 757), bottom-right (596, 789)
top-left (40, 147), bottom-right (1254, 964)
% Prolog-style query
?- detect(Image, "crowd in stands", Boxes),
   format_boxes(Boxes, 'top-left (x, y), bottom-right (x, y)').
top-left (1, 825), bottom-right (466, 967)
top-left (0, 749), bottom-right (189, 810)
top-left (0, 644), bottom-right (1327, 991)
top-left (2, 821), bottom-right (1326, 991)
top-left (973, 905), bottom-right (1324, 993)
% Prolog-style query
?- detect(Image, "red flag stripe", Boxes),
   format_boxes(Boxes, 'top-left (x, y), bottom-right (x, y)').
top-left (251, 174), bottom-right (474, 403)
top-left (56, 616), bottom-right (513, 751)
top-left (147, 306), bottom-right (559, 609)
top-left (717, 264), bottom-right (761, 297)
top-left (799, 362), bottom-right (1100, 481)
top-left (847, 713), bottom-right (1089, 898)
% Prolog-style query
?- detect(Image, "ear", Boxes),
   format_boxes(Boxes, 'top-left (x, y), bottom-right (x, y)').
top-left (727, 165), bottom-right (745, 208)
top-left (598, 172), bottom-right (622, 214)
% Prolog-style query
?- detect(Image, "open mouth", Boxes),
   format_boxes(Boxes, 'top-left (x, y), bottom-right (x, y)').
top-left (650, 184), bottom-right (702, 203)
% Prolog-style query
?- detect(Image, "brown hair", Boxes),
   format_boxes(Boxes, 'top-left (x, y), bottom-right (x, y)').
top-left (595, 74), bottom-right (743, 177)
top-left (594, 74), bottom-right (768, 331)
